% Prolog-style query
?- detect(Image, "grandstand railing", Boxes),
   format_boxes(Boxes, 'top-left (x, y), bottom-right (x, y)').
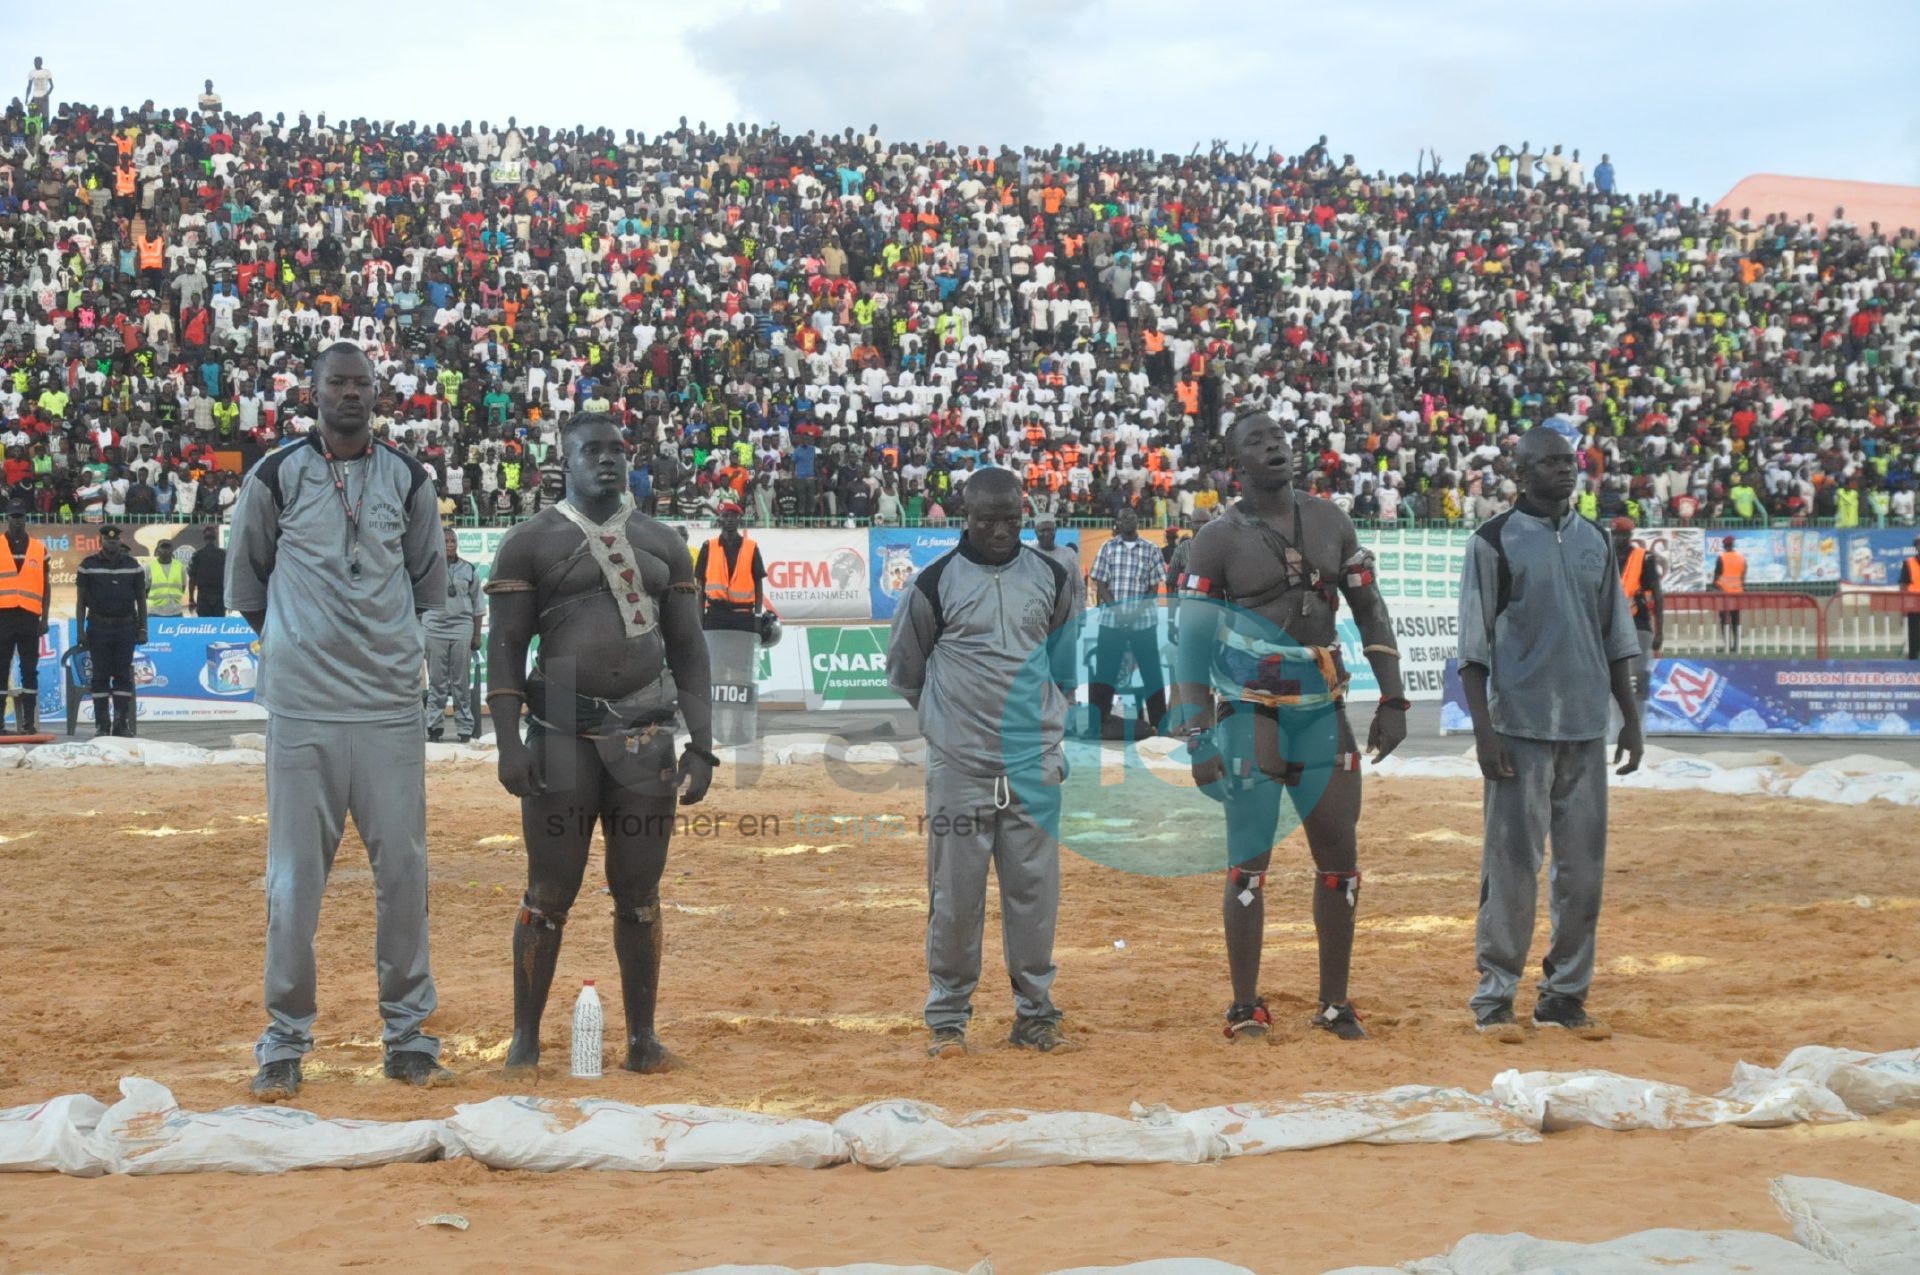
top-left (1659, 592), bottom-right (1828, 659)
top-left (1825, 592), bottom-right (1920, 658)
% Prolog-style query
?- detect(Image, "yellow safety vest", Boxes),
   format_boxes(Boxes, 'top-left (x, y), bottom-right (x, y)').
top-left (146, 558), bottom-right (187, 612)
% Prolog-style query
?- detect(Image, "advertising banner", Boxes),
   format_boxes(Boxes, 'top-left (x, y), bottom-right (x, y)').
top-left (1363, 528), bottom-right (1472, 603)
top-left (1726, 528), bottom-right (1841, 585)
top-left (803, 624), bottom-right (895, 708)
top-left (1337, 601), bottom-right (1457, 703)
top-left (869, 527), bottom-right (1083, 620)
top-left (1439, 657), bottom-right (1920, 737)
top-left (756, 529), bottom-right (872, 621)
top-left (1632, 526), bottom-right (1706, 593)
top-left (74, 616), bottom-right (267, 724)
top-left (23, 522), bottom-right (206, 619)
top-left (1840, 529), bottom-right (1920, 587)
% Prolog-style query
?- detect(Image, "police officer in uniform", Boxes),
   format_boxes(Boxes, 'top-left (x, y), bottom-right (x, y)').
top-left (75, 525), bottom-right (148, 736)
top-left (423, 527), bottom-right (482, 741)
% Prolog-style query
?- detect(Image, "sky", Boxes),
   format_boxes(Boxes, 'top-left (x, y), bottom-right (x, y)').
top-left (11, 0), bottom-right (1918, 202)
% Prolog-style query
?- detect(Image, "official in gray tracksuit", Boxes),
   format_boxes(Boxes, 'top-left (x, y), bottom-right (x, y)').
top-left (888, 471), bottom-right (1078, 1054)
top-left (423, 529), bottom-right (482, 741)
top-left (1456, 425), bottom-right (1643, 1038)
top-left (226, 342), bottom-right (451, 1099)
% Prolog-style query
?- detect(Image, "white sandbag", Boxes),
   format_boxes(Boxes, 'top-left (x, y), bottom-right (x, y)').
top-left (1744, 1046), bottom-right (1920, 1116)
top-left (0, 1094), bottom-right (109, 1176)
top-left (835, 1100), bottom-right (1219, 1169)
top-left (91, 1077), bottom-right (445, 1174)
top-left (1050, 1263), bottom-right (1256, 1274)
top-left (229, 732), bottom-right (266, 750)
top-left (121, 739), bottom-right (220, 767)
top-left (1173, 1086), bottom-right (1537, 1156)
top-left (0, 745), bottom-right (27, 769)
top-left (1392, 1228), bottom-right (1850, 1273)
top-left (671, 1266), bottom-right (983, 1275)
top-left (22, 741), bottom-right (110, 768)
top-left (1771, 1175), bottom-right (1920, 1275)
top-left (445, 1096), bottom-right (846, 1172)
top-left (205, 747), bottom-right (267, 766)
top-left (1491, 1066), bottom-right (1854, 1131)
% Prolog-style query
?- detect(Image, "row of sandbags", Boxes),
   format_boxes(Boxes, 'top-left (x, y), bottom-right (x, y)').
top-left (666, 1178), bottom-right (1920, 1274)
top-left (1, 1046), bottom-right (1913, 1178)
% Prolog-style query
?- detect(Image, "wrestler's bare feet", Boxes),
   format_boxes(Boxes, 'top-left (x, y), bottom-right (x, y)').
top-left (502, 1033), bottom-right (542, 1080)
top-left (624, 1035), bottom-right (683, 1074)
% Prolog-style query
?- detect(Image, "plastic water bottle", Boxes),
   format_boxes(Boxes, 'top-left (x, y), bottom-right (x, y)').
top-left (570, 980), bottom-right (603, 1079)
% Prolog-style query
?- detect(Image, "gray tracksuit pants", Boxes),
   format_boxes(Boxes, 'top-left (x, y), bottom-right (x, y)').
top-left (923, 753), bottom-right (1062, 1031)
top-left (1471, 735), bottom-right (1609, 1017)
top-left (258, 714), bottom-right (439, 1064)
top-left (424, 635), bottom-right (474, 737)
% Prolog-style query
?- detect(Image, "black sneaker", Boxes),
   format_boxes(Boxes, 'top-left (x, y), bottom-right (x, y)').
top-left (384, 1050), bottom-right (456, 1086)
top-left (1532, 995), bottom-right (1613, 1040)
top-left (927, 1026), bottom-right (968, 1058)
top-left (1475, 1003), bottom-right (1526, 1044)
top-left (457, 734), bottom-right (473, 744)
top-left (1310, 1001), bottom-right (1368, 1040)
top-left (1224, 999), bottom-right (1272, 1041)
top-left (251, 1058), bottom-right (302, 1102)
top-left (426, 727), bottom-right (444, 742)
top-left (1008, 1017), bottom-right (1075, 1053)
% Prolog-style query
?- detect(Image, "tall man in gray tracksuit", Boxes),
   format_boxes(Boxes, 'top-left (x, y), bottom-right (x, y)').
top-left (888, 467), bottom-right (1079, 1057)
top-left (424, 527), bottom-right (483, 742)
top-left (226, 342), bottom-right (452, 1101)
top-left (1457, 425), bottom-right (1644, 1043)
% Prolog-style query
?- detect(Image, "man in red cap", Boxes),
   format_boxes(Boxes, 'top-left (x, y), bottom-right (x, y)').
top-left (695, 503), bottom-right (765, 633)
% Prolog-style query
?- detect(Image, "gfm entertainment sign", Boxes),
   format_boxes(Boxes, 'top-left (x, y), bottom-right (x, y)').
top-left (757, 530), bottom-right (871, 620)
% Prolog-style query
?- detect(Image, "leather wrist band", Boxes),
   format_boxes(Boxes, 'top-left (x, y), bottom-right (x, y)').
top-left (1377, 696), bottom-right (1412, 711)
top-left (683, 743), bottom-right (721, 767)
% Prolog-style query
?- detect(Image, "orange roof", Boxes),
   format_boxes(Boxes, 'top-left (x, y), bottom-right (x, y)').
top-left (1714, 174), bottom-right (1920, 234)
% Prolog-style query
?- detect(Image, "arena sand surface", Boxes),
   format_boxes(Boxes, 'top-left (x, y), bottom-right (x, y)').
top-left (1, 762), bottom-right (1916, 1273)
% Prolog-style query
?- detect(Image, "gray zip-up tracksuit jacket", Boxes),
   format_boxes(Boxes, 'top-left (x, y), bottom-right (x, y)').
top-left (226, 433), bottom-right (448, 721)
top-left (888, 539), bottom-right (1077, 776)
top-left (1458, 500), bottom-right (1640, 741)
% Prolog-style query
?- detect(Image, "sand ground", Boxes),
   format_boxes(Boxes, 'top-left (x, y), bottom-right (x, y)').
top-left (0, 763), bottom-right (1915, 1273)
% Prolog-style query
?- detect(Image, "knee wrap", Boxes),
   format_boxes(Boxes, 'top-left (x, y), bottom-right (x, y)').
top-left (1228, 865), bottom-right (1267, 907)
top-left (618, 898), bottom-right (661, 925)
top-left (518, 902), bottom-right (569, 931)
top-left (1317, 870), bottom-right (1361, 908)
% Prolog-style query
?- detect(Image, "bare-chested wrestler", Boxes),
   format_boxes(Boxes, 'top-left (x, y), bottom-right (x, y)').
top-left (1171, 415), bottom-right (1408, 1041)
top-left (485, 413), bottom-right (715, 1075)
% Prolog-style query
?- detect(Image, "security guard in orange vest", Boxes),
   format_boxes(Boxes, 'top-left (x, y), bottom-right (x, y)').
top-left (694, 502), bottom-right (765, 634)
top-left (0, 498), bottom-right (51, 734)
top-left (1711, 535), bottom-right (1746, 654)
top-left (1902, 535), bottom-right (1920, 660)
top-left (1611, 518), bottom-right (1662, 722)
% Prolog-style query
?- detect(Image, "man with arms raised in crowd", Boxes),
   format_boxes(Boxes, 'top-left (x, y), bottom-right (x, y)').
top-left (227, 342), bottom-right (451, 1100)
top-left (1172, 416), bottom-right (1408, 1041)
top-left (1458, 425), bottom-right (1643, 1043)
top-left (486, 413), bottom-right (715, 1076)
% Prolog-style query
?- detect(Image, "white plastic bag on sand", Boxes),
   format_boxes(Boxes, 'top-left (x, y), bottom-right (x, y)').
top-left (670, 1266), bottom-right (985, 1275)
top-left (1771, 1176), bottom-right (1920, 1275)
top-left (22, 741), bottom-right (110, 768)
top-left (91, 1078), bottom-right (445, 1174)
top-left (444, 1097), bottom-right (846, 1172)
top-left (1175, 1086), bottom-right (1537, 1156)
top-left (835, 1101), bottom-right (1219, 1169)
top-left (1364, 1228), bottom-right (1850, 1273)
top-left (1491, 1066), bottom-right (1854, 1131)
top-left (0, 1094), bottom-right (109, 1176)
top-left (1741, 1046), bottom-right (1920, 1116)
top-left (1049, 1263), bottom-right (1255, 1274)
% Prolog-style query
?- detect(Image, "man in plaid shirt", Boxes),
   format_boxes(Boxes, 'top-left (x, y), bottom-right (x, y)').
top-left (1089, 507), bottom-right (1169, 737)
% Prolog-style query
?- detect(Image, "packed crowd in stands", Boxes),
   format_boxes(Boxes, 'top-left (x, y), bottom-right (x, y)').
top-left (1, 63), bottom-right (1917, 530)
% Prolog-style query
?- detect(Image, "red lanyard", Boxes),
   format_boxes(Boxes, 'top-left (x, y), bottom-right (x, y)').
top-left (322, 441), bottom-right (368, 577)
